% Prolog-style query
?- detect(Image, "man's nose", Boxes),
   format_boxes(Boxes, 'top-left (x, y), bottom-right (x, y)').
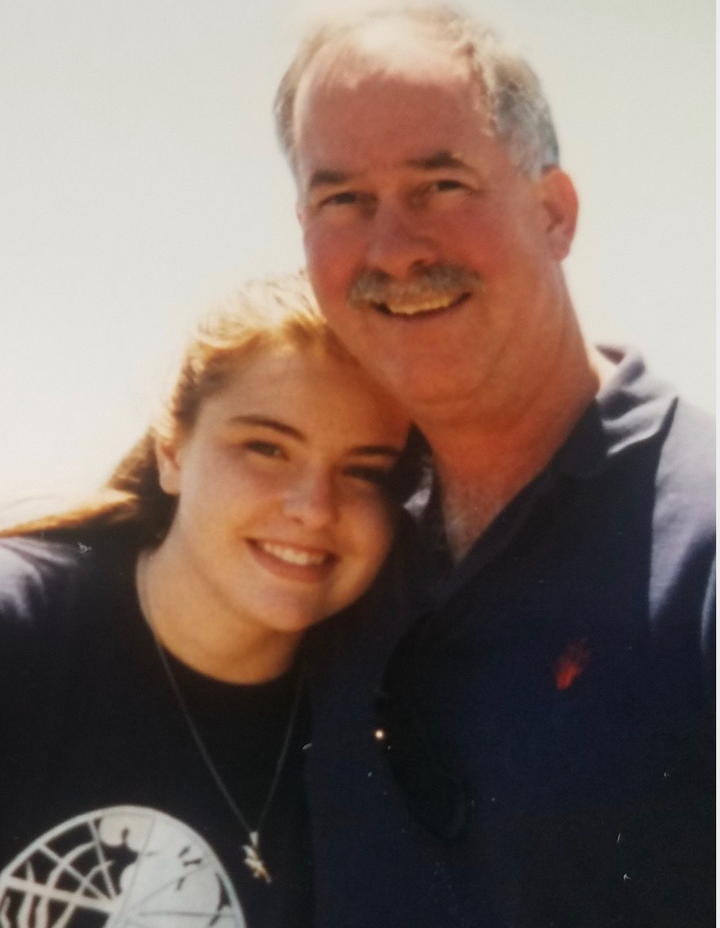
top-left (365, 202), bottom-right (436, 279)
top-left (283, 468), bottom-right (336, 529)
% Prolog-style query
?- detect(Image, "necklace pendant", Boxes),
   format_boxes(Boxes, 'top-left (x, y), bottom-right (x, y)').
top-left (243, 832), bottom-right (272, 884)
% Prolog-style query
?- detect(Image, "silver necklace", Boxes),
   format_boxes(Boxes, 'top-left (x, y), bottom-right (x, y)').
top-left (140, 561), bottom-right (304, 884)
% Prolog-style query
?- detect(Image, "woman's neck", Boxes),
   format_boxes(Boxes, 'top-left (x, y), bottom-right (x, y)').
top-left (135, 548), bottom-right (302, 684)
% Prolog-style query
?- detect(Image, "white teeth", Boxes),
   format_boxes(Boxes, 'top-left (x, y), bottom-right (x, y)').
top-left (257, 541), bottom-right (328, 567)
top-left (384, 295), bottom-right (459, 315)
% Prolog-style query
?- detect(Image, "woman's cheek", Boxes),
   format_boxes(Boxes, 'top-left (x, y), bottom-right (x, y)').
top-left (359, 497), bottom-right (397, 569)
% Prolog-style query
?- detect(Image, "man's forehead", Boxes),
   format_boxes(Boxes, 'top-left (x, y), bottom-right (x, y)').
top-left (292, 40), bottom-right (491, 188)
top-left (299, 22), bottom-right (473, 95)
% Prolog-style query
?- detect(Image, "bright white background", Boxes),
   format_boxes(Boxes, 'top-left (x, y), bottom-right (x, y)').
top-left (0, 0), bottom-right (714, 514)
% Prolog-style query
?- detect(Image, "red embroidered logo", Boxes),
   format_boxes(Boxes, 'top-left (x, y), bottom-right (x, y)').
top-left (554, 638), bottom-right (591, 690)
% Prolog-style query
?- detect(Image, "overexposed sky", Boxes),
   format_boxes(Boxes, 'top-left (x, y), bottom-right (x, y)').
top-left (0, 0), bottom-right (715, 513)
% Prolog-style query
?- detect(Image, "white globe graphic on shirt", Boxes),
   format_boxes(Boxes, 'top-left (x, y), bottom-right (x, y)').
top-left (0, 806), bottom-right (246, 927)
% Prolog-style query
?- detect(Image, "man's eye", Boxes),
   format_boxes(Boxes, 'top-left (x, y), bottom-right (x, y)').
top-left (321, 190), bottom-right (359, 207)
top-left (431, 179), bottom-right (464, 192)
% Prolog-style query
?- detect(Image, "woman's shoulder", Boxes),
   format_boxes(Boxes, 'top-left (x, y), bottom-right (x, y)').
top-left (0, 536), bottom-right (80, 609)
top-left (0, 533), bottom-right (133, 628)
top-left (0, 539), bottom-right (88, 684)
top-left (0, 533), bottom-right (140, 706)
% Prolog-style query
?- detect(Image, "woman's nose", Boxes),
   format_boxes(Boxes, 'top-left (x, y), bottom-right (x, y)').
top-left (282, 469), bottom-right (336, 529)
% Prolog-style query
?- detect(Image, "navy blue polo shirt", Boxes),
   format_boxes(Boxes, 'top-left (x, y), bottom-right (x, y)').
top-left (306, 348), bottom-right (715, 928)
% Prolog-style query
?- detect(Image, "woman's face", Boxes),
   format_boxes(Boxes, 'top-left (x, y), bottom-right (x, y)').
top-left (157, 342), bottom-right (410, 641)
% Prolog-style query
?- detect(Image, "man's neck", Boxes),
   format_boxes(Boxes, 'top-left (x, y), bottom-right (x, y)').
top-left (422, 344), bottom-right (615, 561)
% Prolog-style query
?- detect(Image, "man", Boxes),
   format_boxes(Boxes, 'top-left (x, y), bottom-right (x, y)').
top-left (275, 7), bottom-right (715, 927)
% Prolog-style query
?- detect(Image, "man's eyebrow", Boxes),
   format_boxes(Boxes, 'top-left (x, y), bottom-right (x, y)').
top-left (307, 152), bottom-right (471, 191)
top-left (306, 168), bottom-right (352, 191)
top-left (406, 150), bottom-right (471, 171)
top-left (227, 414), bottom-right (304, 440)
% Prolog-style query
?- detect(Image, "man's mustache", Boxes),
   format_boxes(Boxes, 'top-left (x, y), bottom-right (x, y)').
top-left (348, 264), bottom-right (483, 308)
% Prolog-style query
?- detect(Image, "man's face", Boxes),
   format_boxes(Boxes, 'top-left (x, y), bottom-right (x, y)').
top-left (292, 34), bottom-right (577, 421)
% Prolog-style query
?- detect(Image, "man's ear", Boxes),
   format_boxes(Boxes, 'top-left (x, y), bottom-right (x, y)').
top-left (155, 432), bottom-right (184, 496)
top-left (537, 168), bottom-right (579, 260)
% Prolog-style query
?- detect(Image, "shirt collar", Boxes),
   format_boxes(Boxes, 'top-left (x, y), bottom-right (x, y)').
top-left (553, 346), bottom-right (678, 479)
top-left (407, 347), bottom-right (678, 597)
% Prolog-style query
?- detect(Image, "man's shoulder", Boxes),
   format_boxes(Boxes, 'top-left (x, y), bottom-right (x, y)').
top-left (649, 396), bottom-right (715, 609)
top-left (660, 396), bottom-right (714, 483)
top-left (651, 395), bottom-right (715, 546)
top-left (597, 349), bottom-right (714, 514)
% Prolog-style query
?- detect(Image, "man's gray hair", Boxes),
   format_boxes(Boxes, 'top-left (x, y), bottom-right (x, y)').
top-left (274, 5), bottom-right (560, 179)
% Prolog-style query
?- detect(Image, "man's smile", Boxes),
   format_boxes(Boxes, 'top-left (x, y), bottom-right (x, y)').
top-left (347, 265), bottom-right (483, 320)
top-left (371, 292), bottom-right (471, 318)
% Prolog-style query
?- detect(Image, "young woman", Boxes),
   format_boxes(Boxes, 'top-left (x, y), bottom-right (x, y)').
top-left (0, 272), bottom-right (415, 928)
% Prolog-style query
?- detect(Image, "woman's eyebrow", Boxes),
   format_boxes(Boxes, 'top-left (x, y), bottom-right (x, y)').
top-left (228, 416), bottom-right (402, 459)
top-left (350, 445), bottom-right (402, 458)
top-left (227, 414), bottom-right (303, 440)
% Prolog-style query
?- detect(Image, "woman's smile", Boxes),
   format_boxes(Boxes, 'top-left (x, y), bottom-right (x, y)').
top-left (248, 538), bottom-right (336, 580)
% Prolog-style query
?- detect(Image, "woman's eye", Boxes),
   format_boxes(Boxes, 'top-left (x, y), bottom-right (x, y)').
top-left (244, 440), bottom-right (284, 459)
top-left (345, 465), bottom-right (391, 488)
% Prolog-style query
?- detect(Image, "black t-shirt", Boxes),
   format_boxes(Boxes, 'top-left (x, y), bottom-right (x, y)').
top-left (0, 534), bottom-right (313, 928)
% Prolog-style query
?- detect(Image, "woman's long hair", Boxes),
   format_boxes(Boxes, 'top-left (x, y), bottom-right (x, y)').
top-left (1, 271), bottom-right (423, 546)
